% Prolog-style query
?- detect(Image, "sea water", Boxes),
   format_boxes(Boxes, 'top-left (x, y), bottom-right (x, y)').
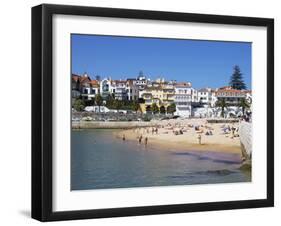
top-left (71, 129), bottom-right (251, 190)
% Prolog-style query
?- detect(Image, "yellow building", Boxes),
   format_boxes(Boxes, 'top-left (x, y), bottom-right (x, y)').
top-left (139, 84), bottom-right (175, 113)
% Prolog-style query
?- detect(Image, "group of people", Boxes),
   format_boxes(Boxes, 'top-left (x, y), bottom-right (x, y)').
top-left (122, 133), bottom-right (149, 146)
top-left (221, 124), bottom-right (239, 138)
top-left (173, 129), bottom-right (184, 135)
top-left (145, 127), bottom-right (158, 135)
top-left (205, 130), bottom-right (213, 136)
top-left (137, 135), bottom-right (148, 146)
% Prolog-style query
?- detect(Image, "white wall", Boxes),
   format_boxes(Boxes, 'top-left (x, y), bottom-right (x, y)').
top-left (0, 0), bottom-right (279, 225)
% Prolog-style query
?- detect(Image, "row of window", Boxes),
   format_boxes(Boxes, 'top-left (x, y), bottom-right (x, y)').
top-left (175, 102), bottom-right (190, 106)
top-left (175, 96), bottom-right (191, 100)
top-left (217, 92), bottom-right (244, 97)
top-left (176, 90), bottom-right (191, 94)
top-left (177, 107), bottom-right (190, 111)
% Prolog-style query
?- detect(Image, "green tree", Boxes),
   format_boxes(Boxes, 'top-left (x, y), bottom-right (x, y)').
top-left (229, 65), bottom-right (247, 90)
top-left (73, 99), bottom-right (85, 112)
top-left (113, 99), bottom-right (122, 112)
top-left (239, 98), bottom-right (250, 115)
top-left (105, 94), bottom-right (114, 107)
top-left (85, 98), bottom-right (95, 106)
top-left (167, 103), bottom-right (176, 114)
top-left (151, 103), bottom-right (159, 114)
top-left (132, 100), bottom-right (140, 112)
top-left (95, 94), bottom-right (103, 112)
top-left (216, 99), bottom-right (228, 118)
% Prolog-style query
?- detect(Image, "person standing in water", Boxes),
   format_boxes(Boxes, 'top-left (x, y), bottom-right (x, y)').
top-left (122, 134), bottom-right (126, 141)
top-left (138, 135), bottom-right (142, 144)
top-left (144, 137), bottom-right (148, 146)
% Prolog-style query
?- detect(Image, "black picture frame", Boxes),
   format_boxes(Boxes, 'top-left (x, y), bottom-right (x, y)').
top-left (32, 4), bottom-right (274, 222)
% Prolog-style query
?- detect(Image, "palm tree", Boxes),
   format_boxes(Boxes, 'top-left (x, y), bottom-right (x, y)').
top-left (239, 98), bottom-right (250, 116)
top-left (151, 103), bottom-right (159, 114)
top-left (216, 99), bottom-right (227, 118)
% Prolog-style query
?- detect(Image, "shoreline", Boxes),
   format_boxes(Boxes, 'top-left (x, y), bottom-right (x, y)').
top-left (73, 118), bottom-right (244, 156)
top-left (116, 130), bottom-right (242, 154)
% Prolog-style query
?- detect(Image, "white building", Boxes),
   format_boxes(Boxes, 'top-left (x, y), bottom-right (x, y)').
top-left (112, 80), bottom-right (127, 100)
top-left (72, 73), bottom-right (100, 101)
top-left (135, 72), bottom-right (148, 91)
top-left (84, 80), bottom-right (100, 100)
top-left (197, 87), bottom-right (217, 107)
top-left (100, 78), bottom-right (139, 101)
top-left (191, 88), bottom-right (198, 103)
top-left (126, 79), bottom-right (139, 101)
top-left (215, 86), bottom-right (247, 106)
top-left (100, 78), bottom-right (112, 98)
top-left (174, 82), bottom-right (193, 117)
top-left (197, 88), bottom-right (211, 105)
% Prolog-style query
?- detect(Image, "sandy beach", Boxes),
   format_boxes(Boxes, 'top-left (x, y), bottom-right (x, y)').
top-left (115, 118), bottom-right (242, 155)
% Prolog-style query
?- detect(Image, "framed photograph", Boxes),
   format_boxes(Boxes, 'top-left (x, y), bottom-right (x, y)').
top-left (32, 4), bottom-right (274, 221)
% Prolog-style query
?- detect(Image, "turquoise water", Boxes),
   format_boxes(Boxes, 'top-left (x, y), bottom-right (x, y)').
top-left (71, 129), bottom-right (251, 190)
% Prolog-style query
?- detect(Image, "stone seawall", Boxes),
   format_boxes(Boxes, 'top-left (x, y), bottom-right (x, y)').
top-left (239, 121), bottom-right (252, 160)
top-left (72, 121), bottom-right (158, 129)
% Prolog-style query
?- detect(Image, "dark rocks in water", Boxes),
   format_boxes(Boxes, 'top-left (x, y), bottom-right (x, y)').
top-left (205, 169), bottom-right (234, 176)
top-left (239, 161), bottom-right (251, 171)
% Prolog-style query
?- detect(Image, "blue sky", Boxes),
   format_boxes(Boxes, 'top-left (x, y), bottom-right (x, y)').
top-left (71, 34), bottom-right (251, 89)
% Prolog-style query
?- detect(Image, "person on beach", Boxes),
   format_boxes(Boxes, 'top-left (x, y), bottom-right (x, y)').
top-left (197, 134), bottom-right (202, 145)
top-left (144, 137), bottom-right (148, 146)
top-left (231, 126), bottom-right (235, 138)
top-left (122, 134), bottom-right (126, 141)
top-left (155, 128), bottom-right (158, 134)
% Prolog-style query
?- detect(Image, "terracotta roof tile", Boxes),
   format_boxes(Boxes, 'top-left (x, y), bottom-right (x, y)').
top-left (89, 80), bottom-right (99, 85)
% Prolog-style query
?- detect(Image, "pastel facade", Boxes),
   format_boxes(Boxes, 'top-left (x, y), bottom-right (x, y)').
top-left (139, 83), bottom-right (175, 113)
